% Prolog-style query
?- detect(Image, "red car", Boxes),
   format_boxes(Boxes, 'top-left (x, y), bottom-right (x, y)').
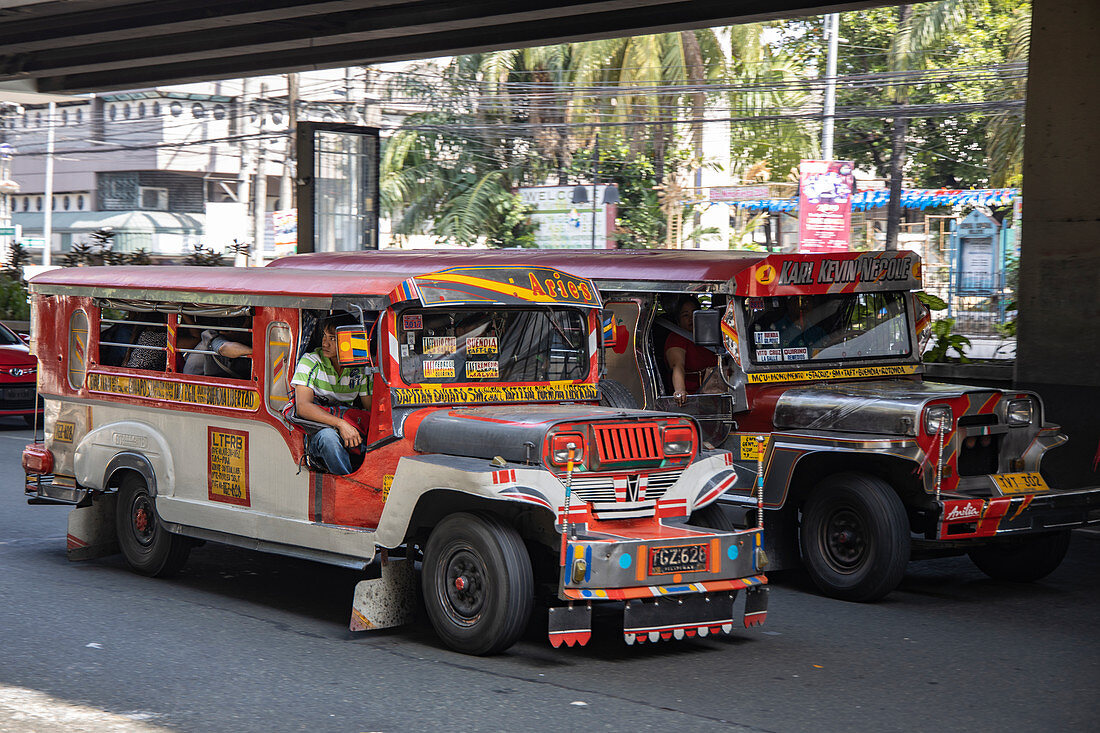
top-left (0, 321), bottom-right (40, 426)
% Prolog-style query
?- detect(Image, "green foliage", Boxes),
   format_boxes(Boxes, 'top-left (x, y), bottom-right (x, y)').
top-left (771, 0), bottom-right (1031, 189)
top-left (925, 317), bottom-right (972, 363)
top-left (183, 243), bottom-right (228, 266)
top-left (4, 241), bottom-right (30, 284)
top-left (915, 290), bottom-right (948, 311)
top-left (0, 275), bottom-right (29, 320)
top-left (61, 229), bottom-right (149, 267)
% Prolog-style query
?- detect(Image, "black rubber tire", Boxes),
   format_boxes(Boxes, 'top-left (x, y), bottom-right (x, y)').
top-left (422, 512), bottom-right (533, 655)
top-left (799, 472), bottom-right (910, 602)
top-left (968, 530), bottom-right (1071, 582)
top-left (115, 474), bottom-right (191, 577)
top-left (689, 501), bottom-right (735, 531)
top-left (598, 378), bottom-right (638, 409)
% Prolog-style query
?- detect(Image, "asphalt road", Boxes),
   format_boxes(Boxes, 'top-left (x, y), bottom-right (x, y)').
top-left (1, 418), bottom-right (1097, 732)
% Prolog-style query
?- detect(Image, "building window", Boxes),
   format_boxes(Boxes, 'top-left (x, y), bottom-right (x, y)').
top-left (139, 187), bottom-right (169, 211)
top-left (213, 104), bottom-right (227, 120)
top-left (137, 102), bottom-right (145, 118)
top-left (123, 103), bottom-right (131, 119)
top-left (77, 195), bottom-right (85, 210)
top-left (152, 101), bottom-right (160, 116)
top-left (35, 197), bottom-right (42, 211)
top-left (76, 107), bottom-right (83, 124)
top-left (170, 101), bottom-right (183, 117)
top-left (21, 114), bottom-right (27, 127)
top-left (192, 103), bottom-right (206, 118)
top-left (35, 112), bottom-right (42, 126)
top-left (63, 196), bottom-right (71, 210)
top-left (250, 105), bottom-right (261, 124)
top-left (271, 110), bottom-right (283, 125)
top-left (22, 197), bottom-right (29, 211)
top-left (60, 109), bottom-right (68, 125)
top-left (109, 105), bottom-right (117, 121)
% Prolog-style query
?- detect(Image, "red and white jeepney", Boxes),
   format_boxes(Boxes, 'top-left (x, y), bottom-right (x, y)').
top-left (272, 248), bottom-right (1100, 601)
top-left (22, 263), bottom-right (768, 654)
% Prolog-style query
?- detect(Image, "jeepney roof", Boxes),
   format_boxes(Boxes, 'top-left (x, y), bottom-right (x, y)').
top-left (269, 248), bottom-right (923, 295)
top-left (271, 249), bottom-right (768, 290)
top-left (29, 265), bottom-right (416, 308)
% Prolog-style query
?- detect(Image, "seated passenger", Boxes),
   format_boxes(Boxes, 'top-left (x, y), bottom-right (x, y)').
top-left (182, 317), bottom-right (253, 379)
top-left (290, 315), bottom-right (372, 475)
top-left (664, 295), bottom-right (718, 406)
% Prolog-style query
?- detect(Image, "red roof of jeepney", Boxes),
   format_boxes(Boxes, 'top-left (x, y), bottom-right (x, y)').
top-left (29, 265), bottom-right (412, 297)
top-left (269, 249), bottom-right (769, 284)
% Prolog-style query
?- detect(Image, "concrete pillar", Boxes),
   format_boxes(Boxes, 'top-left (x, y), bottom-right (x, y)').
top-left (1017, 0), bottom-right (1100, 487)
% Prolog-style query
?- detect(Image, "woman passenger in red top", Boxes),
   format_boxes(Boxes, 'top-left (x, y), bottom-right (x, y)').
top-left (664, 295), bottom-right (717, 406)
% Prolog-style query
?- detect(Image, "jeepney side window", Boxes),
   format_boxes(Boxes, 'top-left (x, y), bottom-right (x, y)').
top-left (179, 313), bottom-right (254, 380)
top-left (96, 310), bottom-right (169, 371)
top-left (397, 307), bottom-right (589, 385)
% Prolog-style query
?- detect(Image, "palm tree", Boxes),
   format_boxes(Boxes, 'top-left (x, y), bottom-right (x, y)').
top-left (986, 7), bottom-right (1029, 187)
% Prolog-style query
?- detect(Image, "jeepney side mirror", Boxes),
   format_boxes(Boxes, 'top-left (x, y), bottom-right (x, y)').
top-left (693, 309), bottom-right (721, 348)
top-left (335, 325), bottom-right (372, 367)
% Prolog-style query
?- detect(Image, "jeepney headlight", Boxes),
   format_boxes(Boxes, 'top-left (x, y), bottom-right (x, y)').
top-left (924, 405), bottom-right (953, 435)
top-left (662, 425), bottom-right (695, 456)
top-left (1007, 399), bottom-right (1033, 426)
top-left (550, 433), bottom-right (585, 466)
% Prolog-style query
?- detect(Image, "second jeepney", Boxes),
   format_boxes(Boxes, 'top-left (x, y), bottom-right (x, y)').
top-left (22, 263), bottom-right (768, 654)
top-left (273, 248), bottom-right (1100, 602)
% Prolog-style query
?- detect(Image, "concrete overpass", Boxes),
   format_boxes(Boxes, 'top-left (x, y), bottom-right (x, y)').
top-left (0, 0), bottom-right (1096, 485)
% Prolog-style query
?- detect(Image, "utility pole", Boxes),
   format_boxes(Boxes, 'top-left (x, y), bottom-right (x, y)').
top-left (279, 73), bottom-right (298, 210)
top-left (237, 79), bottom-right (253, 265)
top-left (822, 13), bottom-right (839, 160)
top-left (42, 102), bottom-right (55, 266)
top-left (252, 82), bottom-right (268, 266)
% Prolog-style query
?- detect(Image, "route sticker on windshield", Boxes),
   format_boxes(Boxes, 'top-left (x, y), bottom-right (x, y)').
top-left (746, 297), bottom-right (766, 312)
top-left (402, 314), bottom-right (423, 330)
top-left (423, 336), bottom-right (457, 355)
top-left (466, 336), bottom-right (498, 355)
top-left (465, 360), bottom-right (499, 379)
top-left (756, 348), bottom-right (782, 362)
top-left (783, 347), bottom-right (808, 361)
top-left (755, 331), bottom-right (780, 345)
top-left (423, 360), bottom-right (455, 378)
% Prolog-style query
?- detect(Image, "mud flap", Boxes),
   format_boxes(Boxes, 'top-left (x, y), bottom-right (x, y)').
top-left (349, 557), bottom-right (417, 632)
top-left (743, 585), bottom-right (769, 628)
top-left (548, 603), bottom-right (592, 648)
top-left (67, 495), bottom-right (119, 562)
top-left (623, 591), bottom-right (737, 645)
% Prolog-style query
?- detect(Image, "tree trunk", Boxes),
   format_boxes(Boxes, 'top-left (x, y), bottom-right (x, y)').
top-left (884, 113), bottom-right (908, 251)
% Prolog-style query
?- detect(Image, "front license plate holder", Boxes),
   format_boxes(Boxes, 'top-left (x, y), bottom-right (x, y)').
top-left (992, 472), bottom-right (1049, 494)
top-left (623, 591), bottom-right (736, 644)
top-left (649, 543), bottom-right (708, 575)
top-left (3, 387), bottom-right (34, 401)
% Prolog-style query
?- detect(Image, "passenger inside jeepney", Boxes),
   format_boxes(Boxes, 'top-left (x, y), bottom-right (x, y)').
top-left (290, 313), bottom-right (374, 475)
top-left (181, 314), bottom-right (253, 379)
top-left (663, 295), bottom-right (719, 406)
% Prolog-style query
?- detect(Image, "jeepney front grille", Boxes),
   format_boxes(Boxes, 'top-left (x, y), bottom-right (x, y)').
top-left (593, 423), bottom-right (661, 462)
top-left (566, 468), bottom-right (684, 519)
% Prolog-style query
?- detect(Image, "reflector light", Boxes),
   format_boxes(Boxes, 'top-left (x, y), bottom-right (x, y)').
top-left (22, 445), bottom-right (53, 474)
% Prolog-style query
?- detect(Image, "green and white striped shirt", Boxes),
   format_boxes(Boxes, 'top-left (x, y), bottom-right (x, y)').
top-left (291, 350), bottom-right (369, 406)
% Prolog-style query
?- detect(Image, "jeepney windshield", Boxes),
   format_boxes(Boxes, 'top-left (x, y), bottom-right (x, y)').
top-left (742, 292), bottom-right (912, 365)
top-left (398, 307), bottom-right (590, 384)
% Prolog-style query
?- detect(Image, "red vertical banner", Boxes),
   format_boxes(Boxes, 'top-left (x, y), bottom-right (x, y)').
top-left (797, 160), bottom-right (855, 253)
